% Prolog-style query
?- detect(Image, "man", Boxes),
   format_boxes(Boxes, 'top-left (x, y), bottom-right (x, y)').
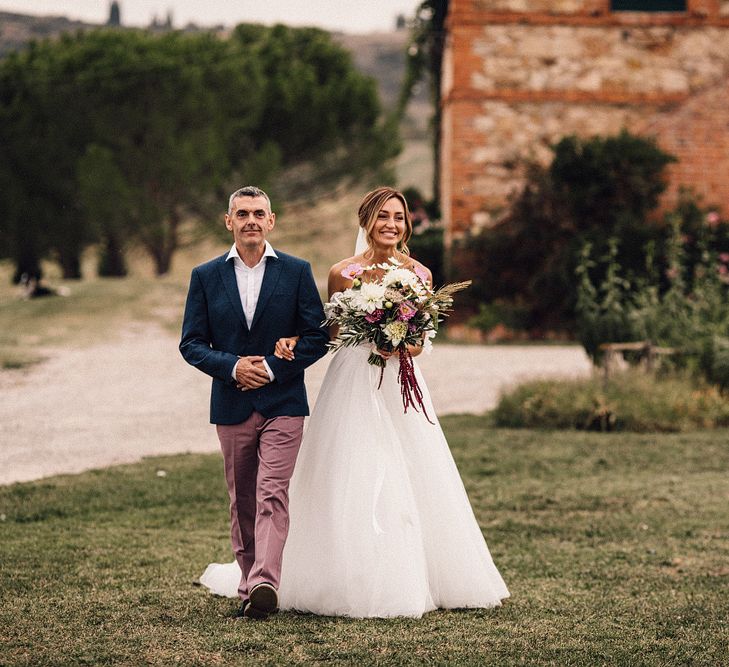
top-left (180, 186), bottom-right (328, 619)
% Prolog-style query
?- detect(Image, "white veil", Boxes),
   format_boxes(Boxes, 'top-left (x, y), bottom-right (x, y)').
top-left (354, 226), bottom-right (368, 255)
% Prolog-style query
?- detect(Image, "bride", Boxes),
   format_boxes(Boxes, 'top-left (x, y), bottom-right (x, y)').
top-left (199, 186), bottom-right (509, 617)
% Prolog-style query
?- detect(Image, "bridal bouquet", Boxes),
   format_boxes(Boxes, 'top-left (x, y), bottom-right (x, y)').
top-left (324, 257), bottom-right (470, 422)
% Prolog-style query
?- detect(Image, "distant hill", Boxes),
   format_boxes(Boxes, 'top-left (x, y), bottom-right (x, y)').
top-left (0, 11), bottom-right (93, 57)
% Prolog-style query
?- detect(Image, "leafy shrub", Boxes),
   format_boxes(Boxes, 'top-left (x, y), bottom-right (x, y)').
top-left (452, 131), bottom-right (676, 330)
top-left (493, 371), bottom-right (729, 432)
top-left (468, 301), bottom-right (530, 334)
top-left (576, 211), bottom-right (729, 385)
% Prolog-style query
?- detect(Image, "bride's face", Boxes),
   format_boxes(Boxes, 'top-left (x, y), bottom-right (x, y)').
top-left (371, 197), bottom-right (406, 250)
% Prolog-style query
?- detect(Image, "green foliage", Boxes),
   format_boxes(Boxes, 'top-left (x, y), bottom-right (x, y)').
top-left (468, 301), bottom-right (529, 333)
top-left (575, 209), bottom-right (729, 386)
top-left (575, 239), bottom-right (637, 361)
top-left (0, 26), bottom-right (395, 278)
top-left (457, 131), bottom-right (676, 330)
top-left (233, 24), bottom-right (394, 173)
top-left (399, 1), bottom-right (449, 205)
top-left (402, 186), bottom-right (445, 285)
top-left (493, 371), bottom-right (729, 432)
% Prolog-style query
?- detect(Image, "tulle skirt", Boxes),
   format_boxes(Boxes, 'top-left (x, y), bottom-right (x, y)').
top-left (200, 346), bottom-right (509, 617)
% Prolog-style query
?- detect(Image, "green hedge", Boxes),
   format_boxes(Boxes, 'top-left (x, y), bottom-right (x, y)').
top-left (493, 371), bottom-right (729, 432)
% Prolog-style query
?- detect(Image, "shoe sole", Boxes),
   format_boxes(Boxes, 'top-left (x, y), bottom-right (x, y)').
top-left (249, 583), bottom-right (278, 614)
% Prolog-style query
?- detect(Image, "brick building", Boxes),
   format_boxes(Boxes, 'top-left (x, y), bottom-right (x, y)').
top-left (440, 0), bottom-right (729, 247)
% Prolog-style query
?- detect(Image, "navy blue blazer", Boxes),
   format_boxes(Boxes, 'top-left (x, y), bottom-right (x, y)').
top-left (179, 249), bottom-right (329, 424)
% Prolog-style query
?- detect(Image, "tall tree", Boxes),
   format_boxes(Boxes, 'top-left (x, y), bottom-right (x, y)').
top-left (398, 0), bottom-right (449, 209)
top-left (1, 25), bottom-right (397, 278)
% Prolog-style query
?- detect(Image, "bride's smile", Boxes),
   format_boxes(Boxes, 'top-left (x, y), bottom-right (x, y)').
top-left (372, 197), bottom-right (406, 249)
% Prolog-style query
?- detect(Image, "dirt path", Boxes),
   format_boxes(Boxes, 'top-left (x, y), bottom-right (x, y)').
top-left (0, 324), bottom-right (592, 485)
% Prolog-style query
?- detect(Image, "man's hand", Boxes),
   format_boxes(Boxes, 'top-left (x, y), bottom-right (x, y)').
top-left (235, 355), bottom-right (271, 390)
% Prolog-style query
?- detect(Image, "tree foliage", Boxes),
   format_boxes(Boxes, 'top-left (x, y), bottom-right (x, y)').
top-left (0, 26), bottom-right (395, 278)
top-left (459, 131), bottom-right (677, 330)
top-left (399, 0), bottom-right (448, 209)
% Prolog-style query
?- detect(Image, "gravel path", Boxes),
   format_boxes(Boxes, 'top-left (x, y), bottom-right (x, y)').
top-left (0, 324), bottom-right (592, 485)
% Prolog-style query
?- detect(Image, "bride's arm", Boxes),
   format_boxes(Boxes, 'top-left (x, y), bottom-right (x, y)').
top-left (407, 260), bottom-right (433, 358)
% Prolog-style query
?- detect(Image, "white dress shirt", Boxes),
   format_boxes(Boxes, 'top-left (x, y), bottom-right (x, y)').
top-left (227, 242), bottom-right (278, 383)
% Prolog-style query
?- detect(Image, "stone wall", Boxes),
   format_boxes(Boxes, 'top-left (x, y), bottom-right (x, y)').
top-left (442, 0), bottom-right (729, 243)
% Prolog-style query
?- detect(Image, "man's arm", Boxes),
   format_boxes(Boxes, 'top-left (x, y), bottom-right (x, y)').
top-left (179, 268), bottom-right (240, 382)
top-left (265, 262), bottom-right (329, 384)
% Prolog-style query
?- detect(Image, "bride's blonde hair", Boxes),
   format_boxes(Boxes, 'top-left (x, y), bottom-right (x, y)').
top-left (358, 186), bottom-right (413, 256)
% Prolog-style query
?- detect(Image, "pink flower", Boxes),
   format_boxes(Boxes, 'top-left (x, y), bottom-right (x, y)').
top-left (413, 265), bottom-right (429, 285)
top-left (341, 263), bottom-right (364, 280)
top-left (665, 267), bottom-right (680, 280)
top-left (397, 301), bottom-right (418, 321)
top-left (718, 264), bottom-right (728, 276)
top-left (364, 309), bottom-right (384, 323)
top-left (719, 253), bottom-right (729, 263)
top-left (707, 211), bottom-right (721, 227)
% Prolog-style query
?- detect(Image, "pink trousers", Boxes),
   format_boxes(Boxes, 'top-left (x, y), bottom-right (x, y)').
top-left (216, 412), bottom-right (304, 600)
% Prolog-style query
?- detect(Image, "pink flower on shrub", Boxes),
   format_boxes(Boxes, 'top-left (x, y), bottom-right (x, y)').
top-left (341, 263), bottom-right (364, 280)
top-left (665, 267), bottom-right (680, 280)
top-left (707, 211), bottom-right (721, 227)
top-left (718, 264), bottom-right (728, 276)
top-left (364, 309), bottom-right (384, 323)
top-left (397, 301), bottom-right (418, 321)
top-left (719, 252), bottom-right (729, 264)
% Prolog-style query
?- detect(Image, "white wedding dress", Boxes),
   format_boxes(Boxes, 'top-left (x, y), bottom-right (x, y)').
top-left (199, 344), bottom-right (510, 617)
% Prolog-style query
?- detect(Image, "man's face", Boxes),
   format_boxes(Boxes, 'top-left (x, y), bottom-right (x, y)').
top-left (225, 195), bottom-right (275, 251)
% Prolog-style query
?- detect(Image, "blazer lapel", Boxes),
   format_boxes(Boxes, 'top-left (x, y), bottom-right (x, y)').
top-left (218, 256), bottom-right (249, 331)
top-left (251, 256), bottom-right (282, 331)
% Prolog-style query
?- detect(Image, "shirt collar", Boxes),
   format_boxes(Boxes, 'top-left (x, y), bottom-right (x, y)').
top-left (226, 241), bottom-right (278, 265)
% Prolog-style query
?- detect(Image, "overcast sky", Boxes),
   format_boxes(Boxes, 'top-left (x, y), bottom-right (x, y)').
top-left (0, 0), bottom-right (422, 33)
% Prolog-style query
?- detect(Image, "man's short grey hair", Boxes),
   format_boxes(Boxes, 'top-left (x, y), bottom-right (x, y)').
top-left (228, 186), bottom-right (272, 214)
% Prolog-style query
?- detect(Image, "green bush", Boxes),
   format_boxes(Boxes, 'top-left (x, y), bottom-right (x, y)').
top-left (452, 131), bottom-right (676, 330)
top-left (576, 211), bottom-right (729, 385)
top-left (493, 370), bottom-right (729, 432)
top-left (468, 301), bottom-right (530, 333)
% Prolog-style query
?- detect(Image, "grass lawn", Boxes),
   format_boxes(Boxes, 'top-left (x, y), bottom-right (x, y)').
top-left (1, 420), bottom-right (727, 666)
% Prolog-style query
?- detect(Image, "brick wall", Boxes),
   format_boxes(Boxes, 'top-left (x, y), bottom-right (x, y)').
top-left (441, 0), bottom-right (729, 246)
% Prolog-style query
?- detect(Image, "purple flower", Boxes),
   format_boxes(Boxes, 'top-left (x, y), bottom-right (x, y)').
top-left (365, 309), bottom-right (384, 323)
top-left (397, 301), bottom-right (417, 321)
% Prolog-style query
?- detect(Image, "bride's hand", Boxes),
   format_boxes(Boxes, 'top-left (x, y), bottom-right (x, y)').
top-left (407, 341), bottom-right (424, 357)
top-left (274, 336), bottom-right (299, 361)
top-left (376, 347), bottom-right (394, 360)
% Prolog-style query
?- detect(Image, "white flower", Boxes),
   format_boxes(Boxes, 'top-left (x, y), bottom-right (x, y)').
top-left (354, 281), bottom-right (386, 313)
top-left (422, 329), bottom-right (436, 354)
top-left (382, 268), bottom-right (420, 290)
top-left (324, 291), bottom-right (346, 318)
top-left (384, 321), bottom-right (409, 347)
